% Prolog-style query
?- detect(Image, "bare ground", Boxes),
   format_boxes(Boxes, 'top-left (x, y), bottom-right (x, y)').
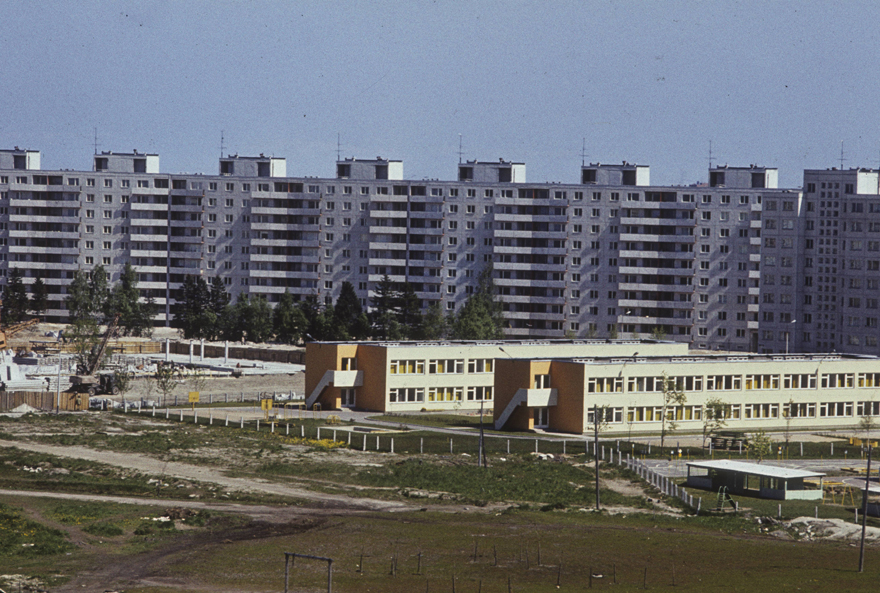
top-left (0, 438), bottom-right (403, 512)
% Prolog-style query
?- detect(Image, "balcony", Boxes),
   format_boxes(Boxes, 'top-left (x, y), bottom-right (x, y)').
top-left (619, 233), bottom-right (694, 243)
top-left (131, 202), bottom-right (169, 211)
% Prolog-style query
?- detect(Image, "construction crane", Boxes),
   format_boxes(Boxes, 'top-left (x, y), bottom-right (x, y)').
top-left (70, 314), bottom-right (121, 396)
top-left (0, 318), bottom-right (40, 350)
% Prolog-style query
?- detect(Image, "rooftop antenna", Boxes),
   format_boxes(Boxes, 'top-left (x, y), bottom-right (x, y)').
top-left (93, 127), bottom-right (100, 156)
top-left (220, 130), bottom-right (226, 158)
top-left (708, 140), bottom-right (714, 169)
top-left (840, 140), bottom-right (846, 169)
top-left (337, 133), bottom-right (342, 161)
top-left (581, 137), bottom-right (588, 166)
top-left (458, 134), bottom-right (464, 164)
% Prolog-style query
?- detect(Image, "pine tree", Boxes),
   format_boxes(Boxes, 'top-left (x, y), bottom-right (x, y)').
top-left (246, 294), bottom-right (273, 343)
top-left (29, 276), bottom-right (48, 320)
top-left (90, 265), bottom-right (110, 323)
top-left (175, 275), bottom-right (211, 339)
top-left (274, 290), bottom-right (308, 344)
top-left (2, 267), bottom-right (29, 324)
top-left (207, 276), bottom-right (230, 340)
top-left (65, 270), bottom-right (93, 325)
top-left (334, 281), bottom-right (370, 340)
top-left (420, 301), bottom-right (448, 339)
top-left (396, 282), bottom-right (423, 339)
top-left (450, 266), bottom-right (504, 340)
top-left (298, 296), bottom-right (323, 341)
top-left (370, 274), bottom-right (398, 339)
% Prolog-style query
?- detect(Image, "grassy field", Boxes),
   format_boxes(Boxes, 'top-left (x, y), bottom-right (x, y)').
top-left (2, 410), bottom-right (880, 591)
top-left (3, 498), bottom-right (880, 592)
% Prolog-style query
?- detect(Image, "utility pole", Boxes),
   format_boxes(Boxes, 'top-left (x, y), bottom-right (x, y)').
top-left (478, 398), bottom-right (486, 468)
top-left (55, 356), bottom-right (61, 414)
top-left (859, 445), bottom-right (872, 572)
top-left (594, 404), bottom-right (600, 510)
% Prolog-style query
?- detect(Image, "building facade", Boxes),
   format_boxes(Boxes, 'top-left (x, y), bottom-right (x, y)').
top-left (304, 339), bottom-right (684, 412)
top-left (3, 146), bottom-right (879, 355)
top-left (493, 351), bottom-right (880, 435)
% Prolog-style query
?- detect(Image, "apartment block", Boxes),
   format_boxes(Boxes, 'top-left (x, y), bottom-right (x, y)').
top-left (11, 146), bottom-right (880, 356)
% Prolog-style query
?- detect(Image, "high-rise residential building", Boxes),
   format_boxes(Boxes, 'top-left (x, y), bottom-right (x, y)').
top-left (11, 146), bottom-right (878, 355)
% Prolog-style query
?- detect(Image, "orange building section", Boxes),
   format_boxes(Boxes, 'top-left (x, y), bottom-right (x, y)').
top-left (548, 360), bottom-right (586, 434)
top-left (304, 343), bottom-right (359, 410)
top-left (494, 359), bottom-right (553, 431)
top-left (354, 345), bottom-right (388, 412)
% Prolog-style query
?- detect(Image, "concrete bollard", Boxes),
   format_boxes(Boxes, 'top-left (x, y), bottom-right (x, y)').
top-left (301, 425), bottom-right (304, 438)
top-left (194, 410), bottom-right (198, 424)
top-left (165, 408), bottom-right (169, 419)
top-left (271, 422), bottom-right (275, 433)
top-left (179, 410), bottom-right (183, 422)
top-left (256, 420), bottom-right (260, 431)
top-left (363, 435), bottom-right (367, 451)
top-left (225, 413), bottom-right (229, 426)
top-left (240, 417), bottom-right (244, 429)
top-left (286, 423), bottom-right (289, 436)
top-left (391, 438), bottom-right (394, 454)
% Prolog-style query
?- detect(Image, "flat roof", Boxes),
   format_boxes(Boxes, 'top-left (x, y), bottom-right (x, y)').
top-left (687, 460), bottom-right (824, 480)
top-left (310, 339), bottom-right (660, 348)
top-left (549, 353), bottom-right (876, 365)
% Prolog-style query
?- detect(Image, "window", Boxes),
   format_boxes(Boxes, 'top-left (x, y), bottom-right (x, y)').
top-left (744, 374), bottom-right (779, 390)
top-left (821, 373), bottom-right (854, 389)
top-left (467, 359), bottom-right (494, 373)
top-left (428, 359), bottom-right (464, 374)
top-left (744, 404), bottom-right (779, 419)
top-left (819, 402), bottom-right (853, 418)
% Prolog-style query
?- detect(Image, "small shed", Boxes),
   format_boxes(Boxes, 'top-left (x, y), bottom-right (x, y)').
top-left (686, 459), bottom-right (825, 501)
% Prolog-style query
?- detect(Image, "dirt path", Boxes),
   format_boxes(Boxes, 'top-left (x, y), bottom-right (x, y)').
top-left (0, 439), bottom-right (406, 512)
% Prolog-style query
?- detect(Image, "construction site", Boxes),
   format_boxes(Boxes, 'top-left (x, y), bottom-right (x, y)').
top-left (0, 318), bottom-right (306, 413)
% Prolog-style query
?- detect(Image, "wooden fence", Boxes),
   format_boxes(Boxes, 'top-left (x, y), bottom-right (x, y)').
top-left (0, 390), bottom-right (85, 412)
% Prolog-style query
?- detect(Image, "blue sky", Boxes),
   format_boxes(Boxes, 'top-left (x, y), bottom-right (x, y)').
top-left (1, 1), bottom-right (878, 187)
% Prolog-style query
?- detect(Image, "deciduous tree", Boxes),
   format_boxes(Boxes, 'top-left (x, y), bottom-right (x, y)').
top-left (107, 263), bottom-right (153, 337)
top-left (660, 372), bottom-right (687, 450)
